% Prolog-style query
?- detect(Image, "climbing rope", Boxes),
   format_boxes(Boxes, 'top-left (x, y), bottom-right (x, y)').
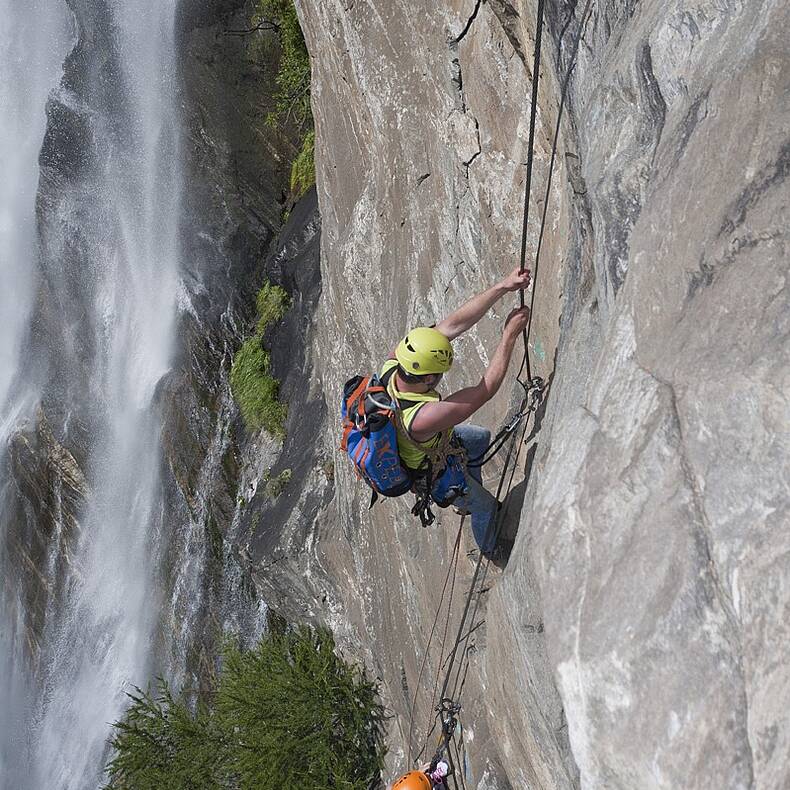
top-left (466, 378), bottom-right (542, 468)
top-left (449, 408), bottom-right (537, 707)
top-left (409, 0), bottom-right (596, 782)
top-left (519, 0), bottom-right (546, 384)
top-left (407, 519), bottom-right (464, 765)
top-left (527, 0), bottom-right (595, 357)
top-left (433, 0), bottom-right (551, 723)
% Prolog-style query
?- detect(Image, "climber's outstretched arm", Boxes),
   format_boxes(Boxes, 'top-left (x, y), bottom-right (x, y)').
top-left (409, 306), bottom-right (530, 441)
top-left (435, 267), bottom-right (531, 340)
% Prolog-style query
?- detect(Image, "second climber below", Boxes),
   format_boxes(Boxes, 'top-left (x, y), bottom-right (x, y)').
top-left (382, 267), bottom-right (532, 564)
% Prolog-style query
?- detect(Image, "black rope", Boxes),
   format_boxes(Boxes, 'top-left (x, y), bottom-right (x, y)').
top-left (447, 385), bottom-right (545, 705)
top-left (449, 0), bottom-right (598, 709)
top-left (423, 0), bottom-right (551, 761)
top-left (466, 377), bottom-right (544, 468)
top-left (451, 726), bottom-right (468, 790)
top-left (427, 535), bottom-right (462, 730)
top-left (407, 519), bottom-right (464, 765)
top-left (526, 0), bottom-right (594, 360)
top-left (437, 420), bottom-right (523, 710)
top-left (445, 744), bottom-right (459, 790)
top-left (518, 0), bottom-right (547, 384)
top-left (447, 404), bottom-right (535, 704)
top-left (450, 410), bottom-right (533, 704)
top-left (466, 379), bottom-right (531, 468)
top-left (415, 528), bottom-right (463, 767)
top-left (446, 3), bottom-right (597, 708)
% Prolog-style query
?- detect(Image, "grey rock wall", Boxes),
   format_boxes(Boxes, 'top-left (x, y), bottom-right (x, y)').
top-left (292, 0), bottom-right (789, 787)
top-left (2, 412), bottom-right (87, 663)
top-left (153, 0), bottom-right (308, 683)
top-left (519, 2), bottom-right (790, 787)
top-left (294, 0), bottom-right (578, 785)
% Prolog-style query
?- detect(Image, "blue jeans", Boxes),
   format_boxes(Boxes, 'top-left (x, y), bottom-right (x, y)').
top-left (452, 424), bottom-right (498, 554)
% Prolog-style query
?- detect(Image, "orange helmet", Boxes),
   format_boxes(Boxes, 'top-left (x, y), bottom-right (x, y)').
top-left (392, 771), bottom-right (431, 790)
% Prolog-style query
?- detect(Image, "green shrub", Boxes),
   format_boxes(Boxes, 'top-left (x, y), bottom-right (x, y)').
top-left (290, 129), bottom-right (315, 199)
top-left (230, 337), bottom-right (287, 437)
top-left (104, 683), bottom-right (225, 790)
top-left (256, 281), bottom-right (291, 335)
top-left (217, 628), bottom-right (385, 788)
top-left (252, 0), bottom-right (315, 198)
top-left (255, 0), bottom-right (312, 133)
top-left (106, 629), bottom-right (386, 790)
top-left (264, 468), bottom-right (292, 498)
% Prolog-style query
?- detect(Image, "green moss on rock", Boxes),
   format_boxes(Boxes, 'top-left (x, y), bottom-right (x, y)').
top-left (255, 0), bottom-right (312, 133)
top-left (290, 129), bottom-right (315, 199)
top-left (230, 337), bottom-right (287, 437)
top-left (251, 0), bottom-right (314, 203)
top-left (255, 281), bottom-right (291, 335)
top-left (264, 467), bottom-right (292, 498)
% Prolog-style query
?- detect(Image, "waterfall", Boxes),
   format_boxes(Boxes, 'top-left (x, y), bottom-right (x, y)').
top-left (0, 0), bottom-right (68, 424)
top-left (1, 1), bottom-right (186, 787)
top-left (0, 1), bottom-right (73, 785)
top-left (0, 2), bottom-right (72, 433)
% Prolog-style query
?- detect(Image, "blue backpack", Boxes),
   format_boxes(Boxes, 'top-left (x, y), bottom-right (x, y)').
top-left (340, 369), bottom-right (468, 520)
top-left (340, 370), bottom-right (414, 501)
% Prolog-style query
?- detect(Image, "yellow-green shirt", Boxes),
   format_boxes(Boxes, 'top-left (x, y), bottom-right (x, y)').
top-left (381, 359), bottom-right (450, 470)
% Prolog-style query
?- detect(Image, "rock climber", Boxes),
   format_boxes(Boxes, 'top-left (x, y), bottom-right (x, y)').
top-left (390, 761), bottom-right (450, 789)
top-left (382, 267), bottom-right (531, 563)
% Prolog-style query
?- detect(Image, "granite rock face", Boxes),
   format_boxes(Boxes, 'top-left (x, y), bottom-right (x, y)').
top-left (526, 3), bottom-right (790, 787)
top-left (1, 412), bottom-right (87, 663)
top-left (290, 0), bottom-right (790, 787)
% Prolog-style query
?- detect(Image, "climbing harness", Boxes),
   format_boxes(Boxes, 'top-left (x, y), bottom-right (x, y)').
top-left (404, 427), bottom-right (469, 527)
top-left (434, 698), bottom-right (462, 766)
top-left (403, 0), bottom-right (596, 784)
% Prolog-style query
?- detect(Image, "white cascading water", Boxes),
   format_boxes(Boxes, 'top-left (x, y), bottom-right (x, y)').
top-left (1, 1), bottom-right (184, 787)
top-left (0, 2), bottom-right (71, 437)
top-left (0, 1), bottom-right (72, 785)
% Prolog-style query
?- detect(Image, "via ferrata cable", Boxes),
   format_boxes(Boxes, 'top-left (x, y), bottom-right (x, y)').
top-left (433, 0), bottom-right (550, 720)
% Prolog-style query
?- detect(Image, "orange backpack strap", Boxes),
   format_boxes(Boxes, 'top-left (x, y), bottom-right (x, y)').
top-left (346, 375), bottom-right (369, 408)
top-left (340, 376), bottom-right (370, 451)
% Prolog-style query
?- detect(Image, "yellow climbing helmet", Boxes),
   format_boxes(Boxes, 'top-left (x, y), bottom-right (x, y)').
top-left (395, 327), bottom-right (453, 375)
top-left (392, 771), bottom-right (432, 790)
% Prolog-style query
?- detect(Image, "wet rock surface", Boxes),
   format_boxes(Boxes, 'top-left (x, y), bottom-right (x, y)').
top-left (1, 412), bottom-right (87, 663)
top-left (291, 0), bottom-right (789, 787)
top-left (152, 0), bottom-right (309, 683)
top-left (241, 189), bottom-right (337, 622)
